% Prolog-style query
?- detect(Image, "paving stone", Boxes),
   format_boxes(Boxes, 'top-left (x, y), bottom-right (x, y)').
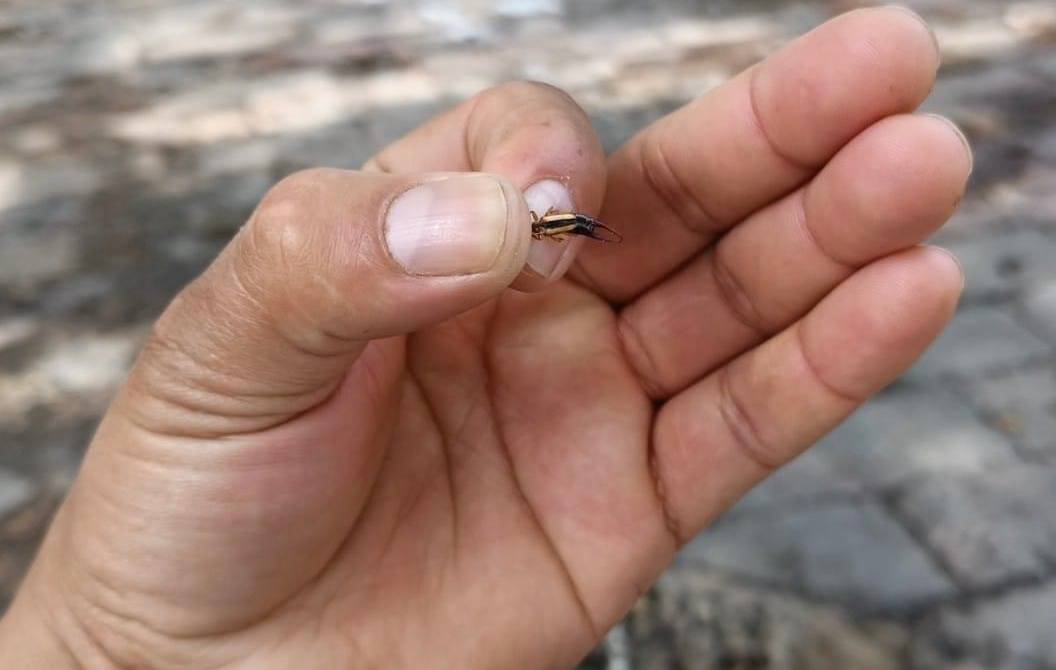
top-left (0, 318), bottom-right (40, 371)
top-left (912, 582), bottom-right (1056, 670)
top-left (969, 365), bottom-right (1056, 460)
top-left (728, 447), bottom-right (864, 516)
top-left (907, 307), bottom-right (1051, 381)
top-left (814, 389), bottom-right (1018, 490)
top-left (0, 222), bottom-right (78, 286)
top-left (627, 569), bottom-right (903, 670)
top-left (943, 230), bottom-right (1056, 302)
top-left (0, 158), bottom-right (101, 212)
top-left (32, 332), bottom-right (139, 394)
top-left (889, 465), bottom-right (1056, 590)
top-left (681, 501), bottom-right (956, 613)
top-left (1022, 277), bottom-right (1056, 342)
top-left (0, 469), bottom-right (35, 520)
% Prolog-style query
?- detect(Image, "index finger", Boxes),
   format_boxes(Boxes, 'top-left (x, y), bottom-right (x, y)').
top-left (364, 81), bottom-right (607, 290)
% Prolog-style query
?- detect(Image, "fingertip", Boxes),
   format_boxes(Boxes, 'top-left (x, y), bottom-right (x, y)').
top-left (864, 245), bottom-right (964, 322)
top-left (809, 113), bottom-right (972, 262)
top-left (802, 246), bottom-right (963, 398)
top-left (880, 5), bottom-right (942, 65)
top-left (752, 5), bottom-right (942, 168)
top-left (920, 244), bottom-right (967, 308)
top-left (921, 113), bottom-right (974, 177)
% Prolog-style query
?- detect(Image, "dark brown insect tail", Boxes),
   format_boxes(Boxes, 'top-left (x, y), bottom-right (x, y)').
top-left (588, 222), bottom-right (623, 243)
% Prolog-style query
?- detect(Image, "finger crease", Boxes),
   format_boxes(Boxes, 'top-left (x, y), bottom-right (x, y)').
top-left (406, 366), bottom-right (461, 562)
top-left (461, 92), bottom-right (488, 168)
top-left (794, 325), bottom-right (866, 406)
top-left (646, 434), bottom-right (687, 548)
top-left (483, 309), bottom-right (602, 644)
top-left (747, 66), bottom-right (821, 175)
top-left (638, 131), bottom-right (725, 236)
top-left (718, 366), bottom-right (781, 471)
top-left (793, 188), bottom-right (857, 271)
top-left (616, 311), bottom-right (672, 400)
top-left (710, 247), bottom-right (770, 337)
top-left (362, 154), bottom-right (393, 173)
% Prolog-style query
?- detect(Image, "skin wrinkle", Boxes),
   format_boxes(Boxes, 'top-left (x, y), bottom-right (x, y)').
top-left (794, 323), bottom-right (869, 406)
top-left (69, 472), bottom-right (309, 652)
top-left (301, 367), bottom-right (406, 597)
top-left (648, 398), bottom-right (693, 549)
top-left (36, 600), bottom-right (86, 670)
top-left (484, 299), bottom-right (602, 648)
top-left (646, 437), bottom-right (686, 549)
top-left (124, 336), bottom-right (329, 440)
top-left (796, 184), bottom-right (859, 271)
top-left (21, 545), bottom-right (124, 670)
top-left (615, 308), bottom-right (671, 400)
top-left (404, 364), bottom-right (462, 567)
top-left (637, 127), bottom-right (724, 238)
top-left (717, 364), bottom-right (782, 472)
top-left (747, 64), bottom-right (821, 174)
top-left (241, 178), bottom-right (364, 357)
top-left (72, 359), bottom-right (402, 669)
top-left (602, 295), bottom-right (684, 549)
top-left (130, 349), bottom-right (281, 439)
top-left (709, 246), bottom-right (771, 338)
top-left (59, 516), bottom-right (206, 667)
top-left (229, 254), bottom-right (357, 366)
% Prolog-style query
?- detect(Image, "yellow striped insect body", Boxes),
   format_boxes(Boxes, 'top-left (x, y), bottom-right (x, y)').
top-left (530, 208), bottom-right (622, 243)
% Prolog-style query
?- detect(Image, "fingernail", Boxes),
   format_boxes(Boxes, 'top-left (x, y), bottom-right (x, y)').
top-left (924, 114), bottom-right (974, 175)
top-left (885, 5), bottom-right (941, 63)
top-left (386, 174), bottom-right (508, 276)
top-left (524, 179), bottom-right (582, 280)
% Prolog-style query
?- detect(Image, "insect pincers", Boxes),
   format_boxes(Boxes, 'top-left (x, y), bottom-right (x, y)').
top-left (530, 208), bottom-right (622, 243)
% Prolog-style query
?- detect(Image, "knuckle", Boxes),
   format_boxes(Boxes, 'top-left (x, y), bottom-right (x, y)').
top-left (247, 169), bottom-right (329, 269)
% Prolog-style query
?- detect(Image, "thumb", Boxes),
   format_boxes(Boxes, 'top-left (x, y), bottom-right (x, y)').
top-left (122, 168), bottom-right (530, 437)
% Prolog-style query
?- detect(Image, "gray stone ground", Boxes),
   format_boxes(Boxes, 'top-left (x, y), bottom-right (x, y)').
top-left (1, 0), bottom-right (1055, 668)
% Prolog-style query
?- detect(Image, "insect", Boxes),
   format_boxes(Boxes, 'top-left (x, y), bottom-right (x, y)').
top-left (530, 208), bottom-right (623, 243)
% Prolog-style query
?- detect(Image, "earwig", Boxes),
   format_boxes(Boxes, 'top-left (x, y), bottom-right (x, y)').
top-left (530, 208), bottom-right (623, 243)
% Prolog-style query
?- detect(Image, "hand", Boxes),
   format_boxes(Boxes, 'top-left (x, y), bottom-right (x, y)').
top-left (0, 7), bottom-right (970, 669)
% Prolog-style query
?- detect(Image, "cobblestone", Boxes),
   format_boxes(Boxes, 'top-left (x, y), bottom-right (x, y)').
top-left (944, 230), bottom-right (1056, 303)
top-left (907, 306), bottom-right (1051, 381)
top-left (969, 364), bottom-right (1056, 461)
top-left (0, 469), bottom-right (34, 520)
top-left (812, 389), bottom-right (1019, 490)
top-left (912, 582), bottom-right (1056, 670)
top-left (725, 447), bottom-right (864, 516)
top-left (1023, 278), bottom-right (1056, 341)
top-left (682, 501), bottom-right (956, 614)
top-left (889, 465), bottom-right (1056, 590)
top-left (627, 568), bottom-right (904, 670)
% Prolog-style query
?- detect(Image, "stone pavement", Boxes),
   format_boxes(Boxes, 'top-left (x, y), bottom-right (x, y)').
top-left (0, 1), bottom-right (1054, 668)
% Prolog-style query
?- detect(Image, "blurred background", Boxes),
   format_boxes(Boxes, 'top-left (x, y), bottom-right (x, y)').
top-left (1, 0), bottom-right (1054, 668)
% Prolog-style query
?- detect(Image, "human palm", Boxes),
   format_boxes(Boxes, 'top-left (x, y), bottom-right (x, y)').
top-left (1, 8), bottom-right (971, 670)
